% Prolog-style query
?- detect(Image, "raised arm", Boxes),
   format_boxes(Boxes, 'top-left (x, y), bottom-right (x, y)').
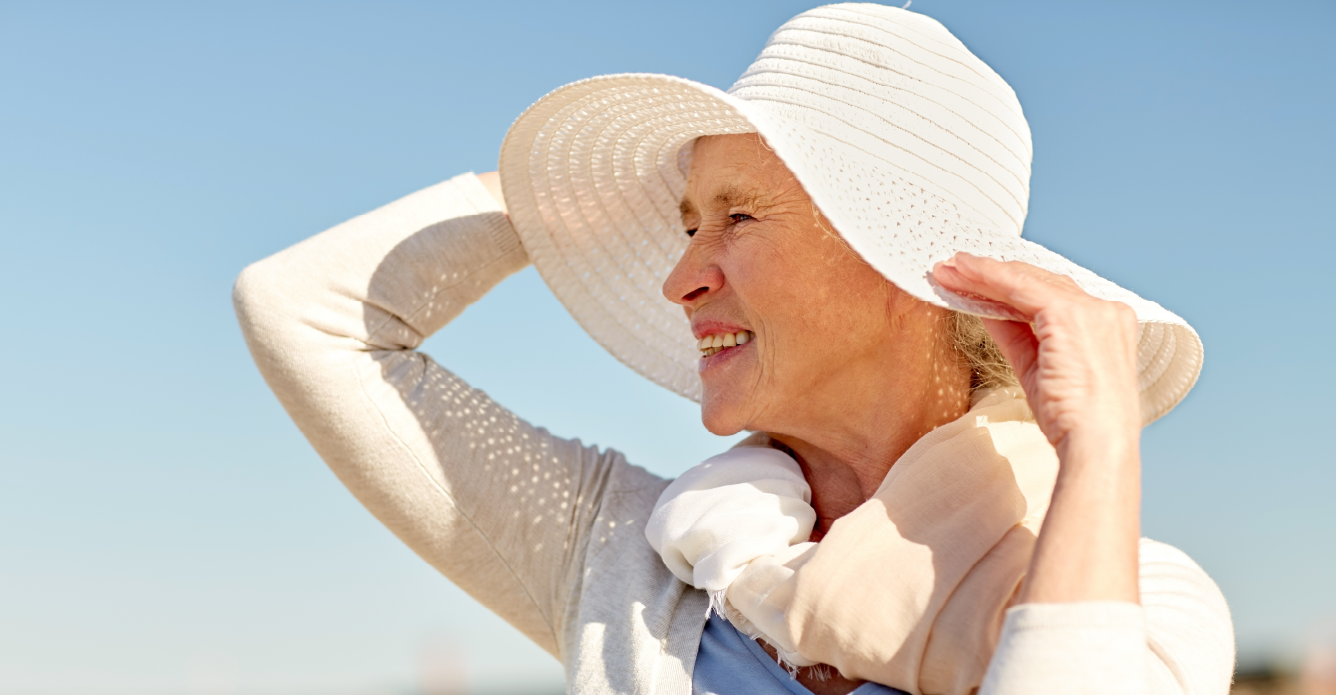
top-left (933, 254), bottom-right (1234, 694)
top-left (233, 173), bottom-right (632, 657)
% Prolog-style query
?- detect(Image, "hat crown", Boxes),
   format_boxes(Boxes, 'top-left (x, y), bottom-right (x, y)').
top-left (727, 3), bottom-right (1034, 237)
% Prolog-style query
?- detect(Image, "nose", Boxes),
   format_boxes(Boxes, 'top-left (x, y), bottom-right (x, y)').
top-left (662, 241), bottom-right (724, 309)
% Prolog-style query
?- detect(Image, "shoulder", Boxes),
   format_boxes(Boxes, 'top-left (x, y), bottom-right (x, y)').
top-left (1137, 538), bottom-right (1231, 615)
top-left (1137, 538), bottom-right (1236, 694)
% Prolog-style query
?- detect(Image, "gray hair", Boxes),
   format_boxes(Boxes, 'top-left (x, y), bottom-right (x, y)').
top-left (949, 311), bottom-right (1019, 391)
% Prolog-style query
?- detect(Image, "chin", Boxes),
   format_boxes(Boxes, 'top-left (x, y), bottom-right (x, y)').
top-left (698, 392), bottom-right (750, 437)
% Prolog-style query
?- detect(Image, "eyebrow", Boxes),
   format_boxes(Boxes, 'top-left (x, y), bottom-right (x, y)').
top-left (679, 184), bottom-right (767, 223)
top-left (678, 198), bottom-right (696, 221)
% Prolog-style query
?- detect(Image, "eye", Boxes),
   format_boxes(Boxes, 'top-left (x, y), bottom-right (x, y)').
top-left (685, 228), bottom-right (698, 237)
top-left (729, 213), bottom-right (754, 224)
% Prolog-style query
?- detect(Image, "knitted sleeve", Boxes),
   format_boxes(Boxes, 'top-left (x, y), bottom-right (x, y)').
top-left (232, 173), bottom-right (634, 659)
top-left (980, 539), bottom-right (1234, 695)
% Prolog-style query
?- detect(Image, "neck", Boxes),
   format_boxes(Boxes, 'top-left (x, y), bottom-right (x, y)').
top-left (768, 340), bottom-right (971, 539)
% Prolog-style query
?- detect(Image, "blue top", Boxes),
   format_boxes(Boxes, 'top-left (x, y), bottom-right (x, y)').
top-left (693, 613), bottom-right (910, 695)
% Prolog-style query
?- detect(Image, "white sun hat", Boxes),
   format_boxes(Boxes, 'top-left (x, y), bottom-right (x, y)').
top-left (498, 2), bottom-right (1202, 424)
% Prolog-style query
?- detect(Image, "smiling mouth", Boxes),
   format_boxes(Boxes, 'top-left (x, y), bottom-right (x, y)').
top-left (696, 330), bottom-right (754, 357)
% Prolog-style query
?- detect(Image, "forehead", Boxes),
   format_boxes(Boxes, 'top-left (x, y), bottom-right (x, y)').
top-left (688, 134), bottom-right (776, 183)
top-left (679, 134), bottom-right (797, 216)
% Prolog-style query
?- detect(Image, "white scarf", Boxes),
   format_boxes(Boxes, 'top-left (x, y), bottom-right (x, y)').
top-left (645, 437), bottom-right (819, 661)
top-left (645, 388), bottom-right (1059, 693)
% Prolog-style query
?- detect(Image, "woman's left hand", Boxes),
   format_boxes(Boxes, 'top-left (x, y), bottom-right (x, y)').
top-left (931, 253), bottom-right (1140, 454)
top-left (931, 252), bottom-right (1143, 604)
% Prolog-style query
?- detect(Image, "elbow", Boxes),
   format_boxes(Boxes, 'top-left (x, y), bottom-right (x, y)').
top-left (232, 256), bottom-right (294, 353)
top-left (233, 259), bottom-right (271, 326)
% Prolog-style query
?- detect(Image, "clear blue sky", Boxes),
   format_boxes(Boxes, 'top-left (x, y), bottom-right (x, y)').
top-left (2, 1), bottom-right (1333, 693)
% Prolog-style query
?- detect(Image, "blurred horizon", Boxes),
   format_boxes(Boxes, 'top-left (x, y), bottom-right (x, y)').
top-left (2, 0), bottom-right (1334, 693)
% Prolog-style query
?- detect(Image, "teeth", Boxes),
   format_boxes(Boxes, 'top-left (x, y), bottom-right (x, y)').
top-left (696, 330), bottom-right (754, 356)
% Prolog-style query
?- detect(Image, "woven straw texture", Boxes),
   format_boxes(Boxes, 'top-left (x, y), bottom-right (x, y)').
top-left (499, 3), bottom-right (1202, 424)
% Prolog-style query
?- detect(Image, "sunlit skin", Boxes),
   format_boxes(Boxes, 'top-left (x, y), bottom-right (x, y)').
top-left (478, 148), bottom-right (1143, 695)
top-left (933, 255), bottom-right (1142, 610)
top-left (662, 134), bottom-right (973, 537)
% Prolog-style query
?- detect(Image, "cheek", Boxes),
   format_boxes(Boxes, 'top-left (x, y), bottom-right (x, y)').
top-left (736, 250), bottom-right (891, 363)
top-left (727, 249), bottom-right (837, 369)
top-left (727, 249), bottom-right (808, 335)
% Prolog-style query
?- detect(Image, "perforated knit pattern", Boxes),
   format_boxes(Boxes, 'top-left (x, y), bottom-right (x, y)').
top-left (499, 3), bottom-right (1202, 423)
top-left (235, 173), bottom-right (1233, 695)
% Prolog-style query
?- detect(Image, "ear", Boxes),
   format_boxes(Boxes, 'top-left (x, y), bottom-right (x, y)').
top-left (880, 277), bottom-right (920, 327)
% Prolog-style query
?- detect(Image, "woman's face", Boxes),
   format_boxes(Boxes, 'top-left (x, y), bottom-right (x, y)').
top-left (664, 133), bottom-right (935, 436)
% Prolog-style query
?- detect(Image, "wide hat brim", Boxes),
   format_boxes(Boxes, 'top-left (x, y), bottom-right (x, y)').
top-left (498, 73), bottom-right (1202, 425)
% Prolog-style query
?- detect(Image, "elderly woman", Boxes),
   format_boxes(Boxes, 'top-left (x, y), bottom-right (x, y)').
top-left (235, 4), bottom-right (1232, 695)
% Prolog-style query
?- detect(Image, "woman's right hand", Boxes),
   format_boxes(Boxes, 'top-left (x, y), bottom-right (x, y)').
top-left (477, 171), bottom-right (508, 215)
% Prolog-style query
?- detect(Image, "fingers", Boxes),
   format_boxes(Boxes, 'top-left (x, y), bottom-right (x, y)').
top-left (935, 254), bottom-right (1143, 451)
top-left (979, 316), bottom-right (1039, 384)
top-left (932, 253), bottom-right (1088, 322)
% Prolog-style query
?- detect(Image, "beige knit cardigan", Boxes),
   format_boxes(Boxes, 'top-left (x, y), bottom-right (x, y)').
top-left (233, 173), bottom-right (1236, 695)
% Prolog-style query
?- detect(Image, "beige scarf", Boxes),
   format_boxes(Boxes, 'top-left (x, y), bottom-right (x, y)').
top-left (650, 388), bottom-right (1059, 695)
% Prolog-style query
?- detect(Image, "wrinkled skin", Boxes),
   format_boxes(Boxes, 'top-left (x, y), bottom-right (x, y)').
top-left (481, 137), bottom-right (1144, 693)
top-left (660, 135), bottom-right (979, 694)
top-left (659, 133), bottom-right (1143, 693)
top-left (662, 134), bottom-right (973, 532)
